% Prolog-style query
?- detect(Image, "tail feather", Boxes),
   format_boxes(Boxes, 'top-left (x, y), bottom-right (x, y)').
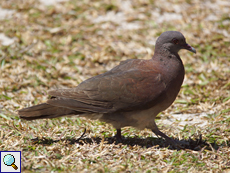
top-left (18, 103), bottom-right (82, 120)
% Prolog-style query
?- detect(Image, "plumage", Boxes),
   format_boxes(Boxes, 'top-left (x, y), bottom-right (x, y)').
top-left (18, 31), bottom-right (196, 146)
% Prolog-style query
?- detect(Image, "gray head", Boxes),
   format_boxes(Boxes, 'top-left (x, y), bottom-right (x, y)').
top-left (155, 31), bottom-right (196, 54)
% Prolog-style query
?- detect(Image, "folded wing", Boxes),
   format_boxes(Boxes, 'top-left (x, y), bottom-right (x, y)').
top-left (47, 59), bottom-right (167, 114)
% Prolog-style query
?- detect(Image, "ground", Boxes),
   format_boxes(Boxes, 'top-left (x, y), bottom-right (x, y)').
top-left (0, 0), bottom-right (230, 172)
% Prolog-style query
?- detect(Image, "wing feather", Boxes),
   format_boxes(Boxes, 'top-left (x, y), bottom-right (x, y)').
top-left (47, 59), bottom-right (167, 113)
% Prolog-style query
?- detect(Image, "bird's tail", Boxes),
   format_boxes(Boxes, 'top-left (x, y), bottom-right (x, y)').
top-left (18, 103), bottom-right (82, 120)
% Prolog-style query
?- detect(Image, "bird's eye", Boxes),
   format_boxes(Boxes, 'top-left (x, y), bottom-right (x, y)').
top-left (172, 38), bottom-right (179, 44)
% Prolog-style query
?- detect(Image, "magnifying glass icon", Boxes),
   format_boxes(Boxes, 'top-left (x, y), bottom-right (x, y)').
top-left (3, 154), bottom-right (18, 170)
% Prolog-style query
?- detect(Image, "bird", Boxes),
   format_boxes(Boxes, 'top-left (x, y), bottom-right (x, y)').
top-left (18, 31), bottom-right (196, 146)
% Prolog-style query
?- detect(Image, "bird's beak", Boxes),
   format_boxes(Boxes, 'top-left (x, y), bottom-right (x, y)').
top-left (184, 43), bottom-right (196, 54)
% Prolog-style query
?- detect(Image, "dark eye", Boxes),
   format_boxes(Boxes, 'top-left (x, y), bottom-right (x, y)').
top-left (172, 38), bottom-right (179, 44)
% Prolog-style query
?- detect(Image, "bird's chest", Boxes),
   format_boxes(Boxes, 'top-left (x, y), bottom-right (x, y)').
top-left (160, 65), bottom-right (185, 110)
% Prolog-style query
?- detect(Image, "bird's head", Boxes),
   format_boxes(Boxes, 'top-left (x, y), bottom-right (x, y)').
top-left (155, 31), bottom-right (196, 54)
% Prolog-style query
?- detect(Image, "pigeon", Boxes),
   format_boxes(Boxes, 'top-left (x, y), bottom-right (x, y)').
top-left (18, 31), bottom-right (196, 146)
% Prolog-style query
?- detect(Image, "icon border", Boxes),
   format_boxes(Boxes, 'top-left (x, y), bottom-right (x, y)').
top-left (0, 151), bottom-right (21, 173)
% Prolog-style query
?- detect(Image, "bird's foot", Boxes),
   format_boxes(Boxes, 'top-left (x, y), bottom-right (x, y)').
top-left (152, 129), bottom-right (184, 149)
top-left (165, 137), bottom-right (184, 149)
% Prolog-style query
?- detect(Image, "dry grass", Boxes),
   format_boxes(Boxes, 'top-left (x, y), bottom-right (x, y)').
top-left (0, 0), bottom-right (230, 172)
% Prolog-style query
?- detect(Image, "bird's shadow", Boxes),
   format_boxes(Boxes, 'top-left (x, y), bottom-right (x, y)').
top-left (31, 133), bottom-right (221, 151)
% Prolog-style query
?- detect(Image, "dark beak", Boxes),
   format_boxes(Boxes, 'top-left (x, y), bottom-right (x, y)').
top-left (184, 43), bottom-right (196, 54)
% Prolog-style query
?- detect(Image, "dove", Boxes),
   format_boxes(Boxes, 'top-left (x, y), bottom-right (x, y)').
top-left (18, 31), bottom-right (196, 146)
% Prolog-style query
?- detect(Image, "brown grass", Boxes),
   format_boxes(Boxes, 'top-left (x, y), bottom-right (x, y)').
top-left (0, 0), bottom-right (230, 172)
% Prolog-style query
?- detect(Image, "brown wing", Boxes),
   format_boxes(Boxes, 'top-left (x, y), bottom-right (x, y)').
top-left (48, 59), bottom-right (167, 113)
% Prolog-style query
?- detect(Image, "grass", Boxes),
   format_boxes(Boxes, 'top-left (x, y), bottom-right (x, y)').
top-left (0, 0), bottom-right (230, 172)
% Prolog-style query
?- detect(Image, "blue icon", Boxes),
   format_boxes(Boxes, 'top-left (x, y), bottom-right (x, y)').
top-left (3, 154), bottom-right (18, 170)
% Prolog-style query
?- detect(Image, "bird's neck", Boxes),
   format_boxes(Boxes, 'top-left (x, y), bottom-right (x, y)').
top-left (153, 46), bottom-right (182, 64)
top-left (154, 44), bottom-right (178, 55)
top-left (152, 48), bottom-right (184, 80)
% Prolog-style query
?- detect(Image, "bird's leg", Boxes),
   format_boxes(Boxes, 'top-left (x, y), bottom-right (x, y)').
top-left (76, 128), bottom-right (86, 141)
top-left (152, 128), bottom-right (176, 144)
top-left (151, 122), bottom-right (181, 148)
top-left (115, 128), bottom-right (122, 142)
